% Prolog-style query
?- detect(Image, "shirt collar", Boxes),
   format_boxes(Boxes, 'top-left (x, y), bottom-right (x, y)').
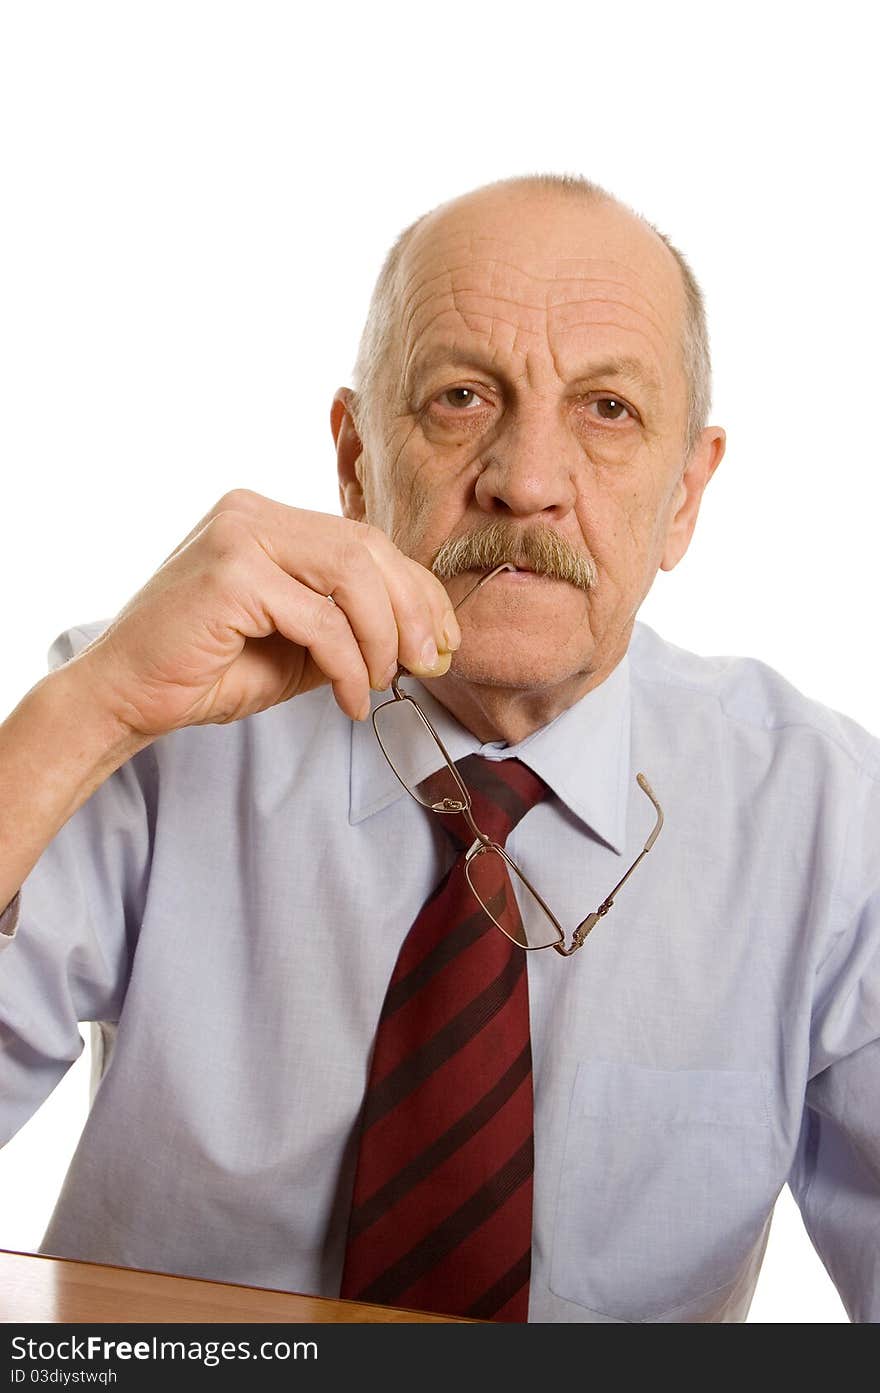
top-left (349, 651), bottom-right (632, 855)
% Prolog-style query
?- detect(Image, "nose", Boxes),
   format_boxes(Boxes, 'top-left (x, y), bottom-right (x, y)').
top-left (472, 400), bottom-right (578, 521)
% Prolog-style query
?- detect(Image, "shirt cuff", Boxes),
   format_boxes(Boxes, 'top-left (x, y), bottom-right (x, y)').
top-left (0, 890), bottom-right (21, 945)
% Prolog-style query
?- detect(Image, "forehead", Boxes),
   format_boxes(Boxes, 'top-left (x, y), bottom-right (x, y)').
top-left (393, 190), bottom-right (686, 393)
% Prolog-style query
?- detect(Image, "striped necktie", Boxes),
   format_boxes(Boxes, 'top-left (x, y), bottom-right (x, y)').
top-left (339, 754), bottom-right (551, 1321)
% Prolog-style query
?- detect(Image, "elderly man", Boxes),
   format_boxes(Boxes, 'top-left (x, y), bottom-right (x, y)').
top-left (0, 174), bottom-right (877, 1324)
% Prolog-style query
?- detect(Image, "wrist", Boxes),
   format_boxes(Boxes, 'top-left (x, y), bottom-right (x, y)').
top-left (0, 657), bottom-right (155, 913)
top-left (36, 654), bottom-right (156, 783)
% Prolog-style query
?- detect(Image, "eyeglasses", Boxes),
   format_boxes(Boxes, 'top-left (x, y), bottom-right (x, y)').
top-left (372, 563), bottom-right (664, 956)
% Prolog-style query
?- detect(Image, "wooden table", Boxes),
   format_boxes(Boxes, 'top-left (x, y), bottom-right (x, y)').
top-left (0, 1249), bottom-right (472, 1323)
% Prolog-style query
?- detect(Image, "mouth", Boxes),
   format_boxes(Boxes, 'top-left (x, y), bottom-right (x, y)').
top-left (496, 562), bottom-right (549, 577)
top-left (478, 564), bottom-right (559, 590)
top-left (470, 562), bottom-right (537, 576)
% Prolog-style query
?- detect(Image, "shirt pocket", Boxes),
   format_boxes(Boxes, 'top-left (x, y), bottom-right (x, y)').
top-left (549, 1059), bottom-right (774, 1322)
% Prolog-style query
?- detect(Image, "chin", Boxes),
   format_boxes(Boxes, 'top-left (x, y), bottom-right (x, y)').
top-left (448, 648), bottom-right (589, 692)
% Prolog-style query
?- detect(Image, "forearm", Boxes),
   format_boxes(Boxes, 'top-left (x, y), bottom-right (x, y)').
top-left (0, 658), bottom-right (153, 915)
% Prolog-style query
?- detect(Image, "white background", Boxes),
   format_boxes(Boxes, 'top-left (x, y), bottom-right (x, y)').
top-left (1, 0), bottom-right (876, 1322)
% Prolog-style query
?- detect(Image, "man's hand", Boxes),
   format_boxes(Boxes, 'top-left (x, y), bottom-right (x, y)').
top-left (72, 490), bottom-right (462, 739)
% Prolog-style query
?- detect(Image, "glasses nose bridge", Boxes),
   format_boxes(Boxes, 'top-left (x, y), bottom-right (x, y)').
top-left (459, 800), bottom-right (489, 849)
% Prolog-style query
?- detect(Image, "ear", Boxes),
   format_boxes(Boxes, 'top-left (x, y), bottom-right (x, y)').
top-left (660, 426), bottom-right (726, 572)
top-left (331, 388), bottom-right (367, 521)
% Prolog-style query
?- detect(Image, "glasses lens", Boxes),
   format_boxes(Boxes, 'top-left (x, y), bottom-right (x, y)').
top-left (373, 697), bottom-right (468, 812)
top-left (465, 845), bottom-right (563, 950)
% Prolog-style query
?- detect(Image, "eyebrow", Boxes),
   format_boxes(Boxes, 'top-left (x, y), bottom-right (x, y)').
top-left (405, 347), bottom-right (662, 404)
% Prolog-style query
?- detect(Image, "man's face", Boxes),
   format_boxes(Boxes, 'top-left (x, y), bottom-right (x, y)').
top-left (338, 187), bottom-right (723, 696)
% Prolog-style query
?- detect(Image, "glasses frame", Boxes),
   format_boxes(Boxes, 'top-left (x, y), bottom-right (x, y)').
top-left (372, 563), bottom-right (664, 956)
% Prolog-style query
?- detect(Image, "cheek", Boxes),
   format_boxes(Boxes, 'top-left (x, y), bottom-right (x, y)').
top-left (368, 433), bottom-right (465, 554)
top-left (362, 425), bottom-right (420, 531)
top-left (575, 474), bottom-right (666, 577)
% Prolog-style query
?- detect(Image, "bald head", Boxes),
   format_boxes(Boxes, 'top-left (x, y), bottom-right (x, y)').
top-left (350, 173), bottom-right (711, 460)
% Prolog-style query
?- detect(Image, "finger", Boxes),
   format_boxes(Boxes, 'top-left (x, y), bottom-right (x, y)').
top-left (243, 557), bottom-right (373, 720)
top-left (320, 524), bottom-right (459, 676)
top-left (271, 532), bottom-right (401, 690)
top-left (402, 554), bottom-right (462, 656)
top-left (250, 508), bottom-right (456, 680)
top-left (315, 538), bottom-right (401, 691)
top-left (192, 499), bottom-right (459, 680)
top-left (179, 504), bottom-right (399, 692)
top-left (372, 551), bottom-right (455, 676)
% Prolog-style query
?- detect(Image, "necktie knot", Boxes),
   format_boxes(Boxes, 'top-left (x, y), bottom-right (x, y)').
top-left (441, 754), bottom-right (550, 854)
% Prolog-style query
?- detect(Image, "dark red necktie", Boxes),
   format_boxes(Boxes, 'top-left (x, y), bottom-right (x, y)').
top-left (340, 754), bottom-right (551, 1322)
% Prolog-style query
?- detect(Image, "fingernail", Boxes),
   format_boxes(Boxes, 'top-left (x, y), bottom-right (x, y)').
top-left (380, 661), bottom-right (399, 689)
top-left (420, 637), bottom-right (439, 670)
top-left (357, 698), bottom-right (372, 721)
top-left (443, 616), bottom-right (461, 650)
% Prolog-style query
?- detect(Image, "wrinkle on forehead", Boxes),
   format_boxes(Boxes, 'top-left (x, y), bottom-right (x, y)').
top-left (400, 270), bottom-right (668, 350)
top-left (398, 246), bottom-right (668, 327)
top-left (386, 210), bottom-right (687, 414)
top-left (400, 290), bottom-right (673, 401)
top-left (404, 285), bottom-right (668, 347)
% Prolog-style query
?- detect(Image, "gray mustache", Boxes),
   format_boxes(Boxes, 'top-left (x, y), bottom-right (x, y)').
top-left (431, 521), bottom-right (598, 592)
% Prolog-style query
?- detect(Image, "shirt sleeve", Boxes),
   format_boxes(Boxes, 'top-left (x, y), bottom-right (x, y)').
top-left (0, 623), bottom-right (156, 1146)
top-left (787, 754), bottom-right (880, 1323)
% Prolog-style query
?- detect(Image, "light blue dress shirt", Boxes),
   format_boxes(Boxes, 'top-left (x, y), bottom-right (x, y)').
top-left (1, 616), bottom-right (878, 1322)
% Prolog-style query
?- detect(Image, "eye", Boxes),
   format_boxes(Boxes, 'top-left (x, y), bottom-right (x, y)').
top-left (434, 386), bottom-right (486, 411)
top-left (586, 395), bottom-right (636, 423)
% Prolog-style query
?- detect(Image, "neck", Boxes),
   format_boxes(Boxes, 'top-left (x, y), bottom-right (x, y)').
top-left (421, 647), bottom-right (628, 745)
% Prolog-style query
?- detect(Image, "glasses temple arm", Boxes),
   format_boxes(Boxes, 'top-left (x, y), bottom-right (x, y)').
top-left (555, 774), bottom-right (664, 956)
top-left (450, 563), bottom-right (517, 614)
